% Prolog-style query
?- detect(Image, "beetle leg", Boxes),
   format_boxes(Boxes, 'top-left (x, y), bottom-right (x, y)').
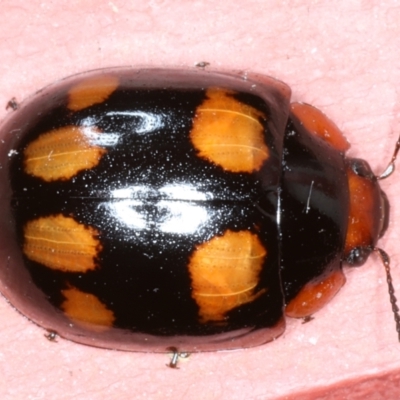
top-left (166, 347), bottom-right (190, 369)
top-left (44, 330), bottom-right (59, 342)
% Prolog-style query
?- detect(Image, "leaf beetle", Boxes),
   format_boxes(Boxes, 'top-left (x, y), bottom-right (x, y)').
top-left (0, 68), bottom-right (398, 368)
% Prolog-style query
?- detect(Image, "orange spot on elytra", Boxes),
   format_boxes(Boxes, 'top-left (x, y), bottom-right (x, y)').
top-left (61, 286), bottom-right (115, 331)
top-left (23, 215), bottom-right (102, 273)
top-left (68, 75), bottom-right (119, 111)
top-left (190, 88), bottom-right (269, 173)
top-left (290, 102), bottom-right (350, 152)
top-left (188, 230), bottom-right (267, 323)
top-left (285, 269), bottom-right (346, 318)
top-left (24, 125), bottom-right (107, 181)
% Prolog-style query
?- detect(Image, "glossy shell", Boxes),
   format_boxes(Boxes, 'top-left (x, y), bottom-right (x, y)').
top-left (0, 68), bottom-right (388, 353)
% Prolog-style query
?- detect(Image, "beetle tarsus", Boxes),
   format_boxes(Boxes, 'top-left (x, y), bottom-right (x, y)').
top-left (44, 330), bottom-right (58, 342)
top-left (302, 315), bottom-right (314, 324)
top-left (166, 347), bottom-right (190, 369)
top-left (6, 97), bottom-right (18, 111)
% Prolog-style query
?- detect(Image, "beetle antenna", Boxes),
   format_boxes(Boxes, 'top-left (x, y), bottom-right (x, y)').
top-left (377, 133), bottom-right (400, 180)
top-left (374, 247), bottom-right (400, 341)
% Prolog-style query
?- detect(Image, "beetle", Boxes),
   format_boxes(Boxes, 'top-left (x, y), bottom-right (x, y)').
top-left (0, 68), bottom-right (398, 365)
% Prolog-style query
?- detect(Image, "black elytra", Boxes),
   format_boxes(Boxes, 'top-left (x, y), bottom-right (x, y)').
top-left (0, 67), bottom-right (398, 356)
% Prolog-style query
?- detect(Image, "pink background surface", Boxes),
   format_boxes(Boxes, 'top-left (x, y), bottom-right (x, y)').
top-left (1, 1), bottom-right (400, 399)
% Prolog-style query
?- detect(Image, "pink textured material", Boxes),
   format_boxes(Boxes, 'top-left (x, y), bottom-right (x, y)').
top-left (1, 1), bottom-right (400, 399)
top-left (284, 370), bottom-right (400, 400)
